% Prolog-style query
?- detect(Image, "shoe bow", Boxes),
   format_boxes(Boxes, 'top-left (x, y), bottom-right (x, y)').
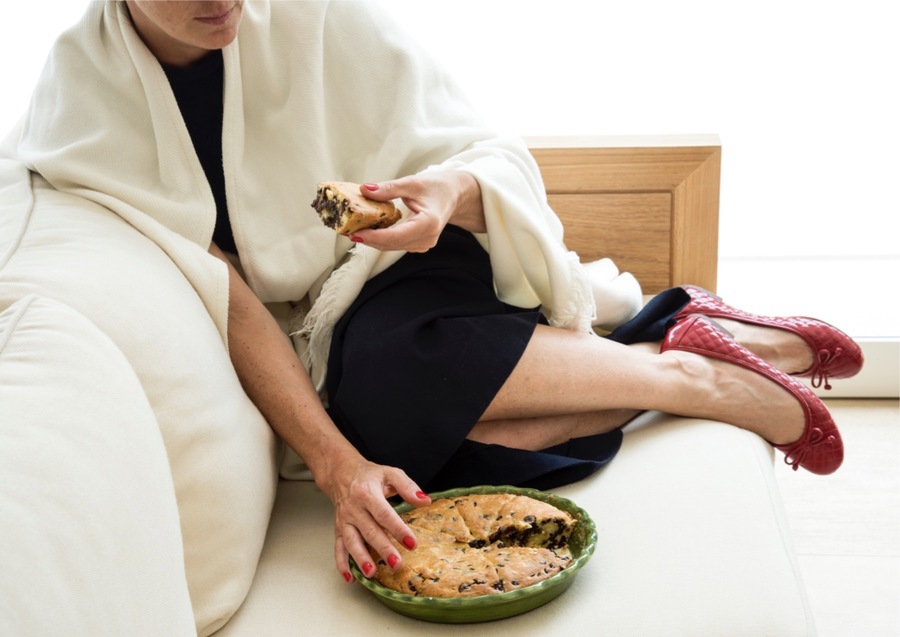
top-left (781, 426), bottom-right (838, 471)
top-left (810, 347), bottom-right (844, 390)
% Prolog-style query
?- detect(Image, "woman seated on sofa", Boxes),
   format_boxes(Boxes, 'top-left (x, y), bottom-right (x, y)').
top-left (5, 0), bottom-right (862, 585)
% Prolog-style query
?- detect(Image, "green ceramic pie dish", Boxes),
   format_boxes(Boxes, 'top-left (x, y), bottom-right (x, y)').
top-left (350, 485), bottom-right (597, 624)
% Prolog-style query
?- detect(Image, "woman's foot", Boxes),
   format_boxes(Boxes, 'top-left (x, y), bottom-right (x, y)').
top-left (713, 318), bottom-right (814, 376)
top-left (661, 314), bottom-right (844, 474)
top-left (674, 285), bottom-right (863, 389)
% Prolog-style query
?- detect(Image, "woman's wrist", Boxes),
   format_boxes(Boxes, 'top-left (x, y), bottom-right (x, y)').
top-left (448, 170), bottom-right (486, 233)
top-left (307, 435), bottom-right (363, 497)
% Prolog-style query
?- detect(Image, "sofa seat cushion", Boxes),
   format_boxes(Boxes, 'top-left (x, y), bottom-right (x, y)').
top-left (217, 412), bottom-right (815, 636)
top-left (0, 295), bottom-right (195, 636)
top-left (0, 161), bottom-right (278, 636)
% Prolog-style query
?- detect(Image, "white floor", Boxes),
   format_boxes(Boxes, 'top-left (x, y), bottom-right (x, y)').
top-left (774, 399), bottom-right (900, 637)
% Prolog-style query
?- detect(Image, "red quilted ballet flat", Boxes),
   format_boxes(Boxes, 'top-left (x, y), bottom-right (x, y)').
top-left (674, 285), bottom-right (863, 390)
top-left (661, 314), bottom-right (844, 475)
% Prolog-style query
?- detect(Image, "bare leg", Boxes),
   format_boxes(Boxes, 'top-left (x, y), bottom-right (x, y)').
top-left (469, 409), bottom-right (640, 449)
top-left (469, 324), bottom-right (804, 451)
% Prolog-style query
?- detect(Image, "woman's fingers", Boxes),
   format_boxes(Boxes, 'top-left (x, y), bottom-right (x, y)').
top-left (350, 173), bottom-right (458, 252)
top-left (358, 177), bottom-right (420, 202)
top-left (388, 470), bottom-right (431, 509)
top-left (334, 535), bottom-right (353, 584)
top-left (351, 212), bottom-right (441, 252)
top-left (378, 467), bottom-right (431, 539)
top-left (332, 464), bottom-right (431, 580)
top-left (338, 518), bottom-right (380, 579)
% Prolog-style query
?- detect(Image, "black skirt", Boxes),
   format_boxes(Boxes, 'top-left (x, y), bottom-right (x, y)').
top-left (325, 226), bottom-right (688, 491)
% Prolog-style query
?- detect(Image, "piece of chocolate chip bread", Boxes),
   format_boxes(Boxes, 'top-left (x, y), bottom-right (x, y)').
top-left (311, 181), bottom-right (401, 235)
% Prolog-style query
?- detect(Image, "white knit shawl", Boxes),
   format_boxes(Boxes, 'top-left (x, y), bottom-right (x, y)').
top-left (2, 0), bottom-right (641, 389)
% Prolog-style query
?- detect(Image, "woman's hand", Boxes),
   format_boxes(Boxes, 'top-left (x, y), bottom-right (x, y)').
top-left (349, 170), bottom-right (485, 252)
top-left (316, 448), bottom-right (431, 583)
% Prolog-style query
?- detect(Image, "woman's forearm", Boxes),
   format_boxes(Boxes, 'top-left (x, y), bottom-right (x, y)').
top-left (209, 243), bottom-right (359, 490)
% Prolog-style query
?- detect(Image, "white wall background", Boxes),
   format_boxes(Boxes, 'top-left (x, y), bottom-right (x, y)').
top-left (375, 0), bottom-right (899, 262)
top-left (2, 0), bottom-right (897, 263)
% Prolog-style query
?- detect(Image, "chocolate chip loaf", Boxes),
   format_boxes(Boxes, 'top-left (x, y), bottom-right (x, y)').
top-left (375, 493), bottom-right (576, 598)
top-left (310, 181), bottom-right (401, 235)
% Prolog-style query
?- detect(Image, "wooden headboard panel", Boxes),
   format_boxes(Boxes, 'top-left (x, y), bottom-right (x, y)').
top-left (527, 136), bottom-right (721, 294)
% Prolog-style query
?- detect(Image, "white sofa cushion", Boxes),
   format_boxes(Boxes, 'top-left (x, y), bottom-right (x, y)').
top-left (0, 161), bottom-right (278, 635)
top-left (217, 412), bottom-right (815, 636)
top-left (0, 295), bottom-right (195, 636)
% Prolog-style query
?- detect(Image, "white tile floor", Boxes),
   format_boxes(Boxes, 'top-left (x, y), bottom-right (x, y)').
top-left (774, 399), bottom-right (900, 637)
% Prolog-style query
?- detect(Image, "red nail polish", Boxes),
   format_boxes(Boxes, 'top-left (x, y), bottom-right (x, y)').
top-left (342, 571), bottom-right (353, 583)
top-left (362, 562), bottom-right (374, 575)
top-left (362, 183), bottom-right (379, 191)
top-left (350, 236), bottom-right (364, 243)
top-left (416, 491), bottom-right (428, 499)
top-left (402, 536), bottom-right (416, 550)
top-left (387, 554), bottom-right (399, 569)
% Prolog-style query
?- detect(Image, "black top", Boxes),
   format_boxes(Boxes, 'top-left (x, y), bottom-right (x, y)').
top-left (163, 50), bottom-right (236, 254)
